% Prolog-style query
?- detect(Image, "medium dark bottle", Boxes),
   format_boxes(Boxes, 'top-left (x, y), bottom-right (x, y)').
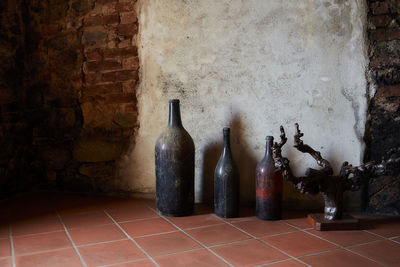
top-left (214, 127), bottom-right (239, 218)
top-left (155, 99), bottom-right (195, 216)
top-left (256, 136), bottom-right (283, 220)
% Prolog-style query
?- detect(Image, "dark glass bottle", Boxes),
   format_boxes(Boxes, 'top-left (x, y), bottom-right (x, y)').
top-left (214, 127), bottom-right (239, 218)
top-left (155, 99), bottom-right (195, 216)
top-left (256, 136), bottom-right (283, 220)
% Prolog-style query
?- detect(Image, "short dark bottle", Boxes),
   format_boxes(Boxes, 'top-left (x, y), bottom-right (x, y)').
top-left (256, 136), bottom-right (283, 220)
top-left (214, 127), bottom-right (240, 218)
top-left (155, 99), bottom-right (195, 216)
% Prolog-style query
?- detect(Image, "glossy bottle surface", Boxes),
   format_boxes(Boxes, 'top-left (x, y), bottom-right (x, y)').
top-left (214, 128), bottom-right (239, 218)
top-left (256, 136), bottom-right (283, 220)
top-left (155, 99), bottom-right (195, 216)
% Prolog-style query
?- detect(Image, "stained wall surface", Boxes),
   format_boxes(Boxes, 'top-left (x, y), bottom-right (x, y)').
top-left (123, 0), bottom-right (369, 206)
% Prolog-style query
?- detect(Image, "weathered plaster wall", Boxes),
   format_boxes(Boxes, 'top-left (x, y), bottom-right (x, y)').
top-left (123, 0), bottom-right (369, 206)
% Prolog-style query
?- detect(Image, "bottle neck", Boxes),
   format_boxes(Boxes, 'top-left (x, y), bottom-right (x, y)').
top-left (264, 138), bottom-right (273, 158)
top-left (222, 129), bottom-right (231, 157)
top-left (168, 101), bottom-right (182, 127)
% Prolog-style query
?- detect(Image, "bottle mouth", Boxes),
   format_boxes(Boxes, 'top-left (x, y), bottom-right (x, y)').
top-left (223, 127), bottom-right (230, 133)
top-left (265, 136), bottom-right (274, 141)
top-left (169, 99), bottom-right (180, 104)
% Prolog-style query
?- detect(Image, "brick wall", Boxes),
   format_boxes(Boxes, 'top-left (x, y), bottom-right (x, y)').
top-left (74, 0), bottom-right (139, 193)
top-left (0, 0), bottom-right (139, 197)
top-left (366, 0), bottom-right (400, 215)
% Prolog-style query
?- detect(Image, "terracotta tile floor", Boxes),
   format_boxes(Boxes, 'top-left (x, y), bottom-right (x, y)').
top-left (0, 193), bottom-right (399, 267)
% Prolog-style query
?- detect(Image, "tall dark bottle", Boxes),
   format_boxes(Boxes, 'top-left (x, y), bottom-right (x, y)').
top-left (155, 99), bottom-right (195, 216)
top-left (256, 136), bottom-right (283, 220)
top-left (214, 127), bottom-right (239, 218)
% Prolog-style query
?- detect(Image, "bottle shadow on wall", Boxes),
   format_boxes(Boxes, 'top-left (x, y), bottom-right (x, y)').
top-left (200, 141), bottom-right (222, 206)
top-left (230, 114), bottom-right (259, 213)
top-left (282, 145), bottom-right (324, 214)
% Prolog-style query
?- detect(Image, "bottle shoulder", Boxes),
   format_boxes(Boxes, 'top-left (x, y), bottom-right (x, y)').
top-left (156, 126), bottom-right (194, 150)
top-left (256, 156), bottom-right (275, 171)
top-left (215, 153), bottom-right (239, 177)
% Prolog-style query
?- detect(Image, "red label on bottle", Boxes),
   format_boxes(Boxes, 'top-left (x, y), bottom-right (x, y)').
top-left (256, 188), bottom-right (269, 199)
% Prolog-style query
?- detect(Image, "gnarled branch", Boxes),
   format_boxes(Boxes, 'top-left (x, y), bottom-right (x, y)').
top-left (271, 123), bottom-right (400, 220)
top-left (340, 148), bottom-right (400, 191)
top-left (294, 123), bottom-right (333, 176)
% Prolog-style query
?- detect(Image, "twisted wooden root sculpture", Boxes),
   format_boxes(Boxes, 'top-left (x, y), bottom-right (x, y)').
top-left (272, 123), bottom-right (400, 220)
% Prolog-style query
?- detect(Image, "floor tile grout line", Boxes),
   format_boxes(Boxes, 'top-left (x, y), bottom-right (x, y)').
top-left (285, 225), bottom-right (314, 231)
top-left (257, 230), bottom-right (300, 239)
top-left (301, 226), bottom-right (392, 250)
top-left (63, 222), bottom-right (116, 231)
top-left (183, 222), bottom-right (227, 231)
top-left (117, 216), bottom-right (161, 223)
top-left (224, 220), bottom-right (311, 266)
top-left (56, 212), bottom-right (87, 267)
top-left (304, 224), bottom-right (395, 266)
top-left (289, 222), bottom-right (387, 266)
top-left (227, 216), bottom-right (316, 266)
top-left (9, 217), bottom-right (163, 239)
top-left (152, 247), bottom-right (204, 258)
top-left (342, 248), bottom-right (386, 266)
top-left (11, 229), bottom-right (66, 238)
top-left (162, 218), bottom-right (234, 267)
top-left (391, 239), bottom-right (400, 245)
top-left (296, 247), bottom-right (343, 259)
top-left (363, 229), bottom-right (399, 241)
top-left (150, 208), bottom-right (233, 267)
top-left (293, 246), bottom-right (384, 267)
top-left (133, 230), bottom-right (181, 239)
top-left (143, 205), bottom-right (160, 216)
top-left (63, 216), bottom-right (161, 231)
top-left (222, 216), bottom-right (258, 223)
top-left (76, 238), bottom-right (129, 248)
top-left (12, 246), bottom-right (78, 257)
top-left (293, 225), bottom-right (344, 247)
top-left (257, 238), bottom-right (311, 266)
top-left (254, 258), bottom-right (299, 267)
top-left (344, 239), bottom-right (384, 249)
top-left (12, 218), bottom-right (255, 250)
top-left (8, 225), bottom-right (15, 267)
top-left (226, 217), bottom-right (307, 237)
top-left (103, 210), bottom-right (159, 267)
top-left (207, 238), bottom-right (256, 249)
top-left (223, 218), bottom-right (257, 223)
top-left (98, 257), bottom-right (153, 267)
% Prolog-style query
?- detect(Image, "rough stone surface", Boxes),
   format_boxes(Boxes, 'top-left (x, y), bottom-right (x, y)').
top-left (125, 0), bottom-right (369, 208)
top-left (366, 0), bottom-right (400, 215)
top-left (74, 139), bottom-right (125, 162)
top-left (0, 0), bottom-right (139, 197)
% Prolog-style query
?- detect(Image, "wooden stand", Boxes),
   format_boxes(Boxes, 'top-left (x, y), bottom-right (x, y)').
top-left (307, 213), bottom-right (360, 231)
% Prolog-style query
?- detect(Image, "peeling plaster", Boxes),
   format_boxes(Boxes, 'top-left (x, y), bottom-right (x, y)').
top-left (122, 0), bottom-right (369, 207)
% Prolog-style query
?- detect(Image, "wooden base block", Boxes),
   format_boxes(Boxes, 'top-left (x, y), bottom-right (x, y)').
top-left (307, 213), bottom-right (360, 231)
